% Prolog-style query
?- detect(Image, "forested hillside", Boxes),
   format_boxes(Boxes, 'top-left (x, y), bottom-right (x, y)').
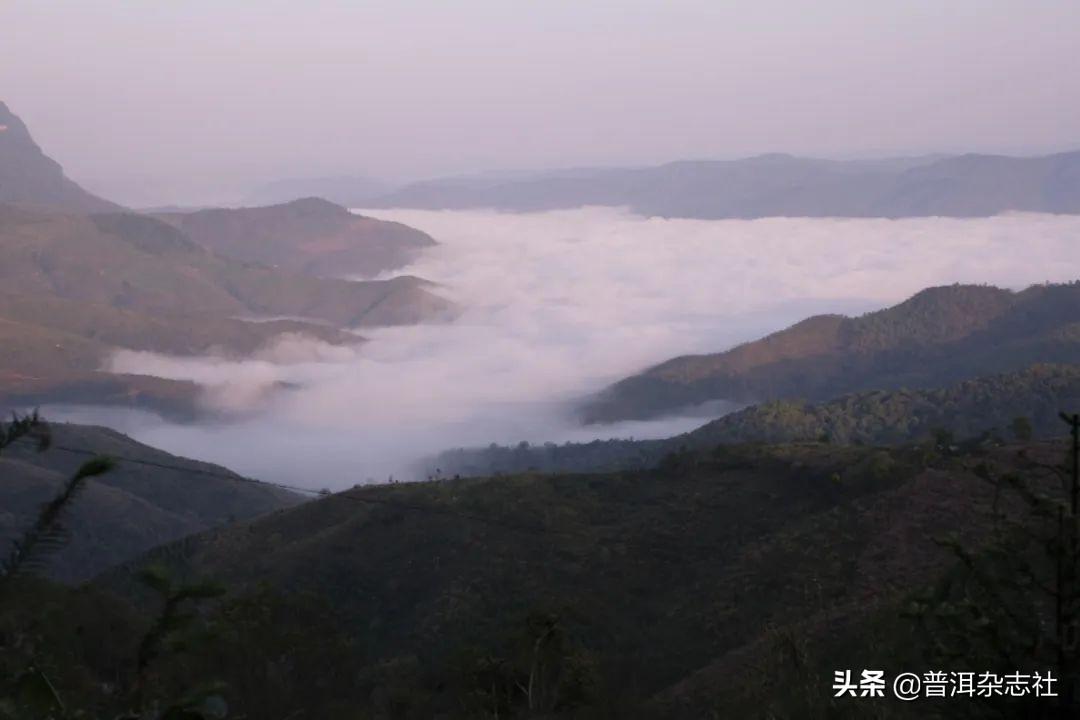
top-left (583, 282), bottom-right (1080, 423)
top-left (4, 436), bottom-right (1068, 717)
top-left (0, 423), bottom-right (301, 582)
top-left (435, 364), bottom-right (1080, 477)
top-left (6, 7), bottom-right (1079, 718)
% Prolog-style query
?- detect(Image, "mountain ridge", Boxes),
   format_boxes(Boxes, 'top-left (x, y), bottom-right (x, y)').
top-left (80, 436), bottom-right (1043, 717)
top-left (155, 197), bottom-right (436, 279)
top-left (581, 282), bottom-right (1080, 424)
top-left (0, 101), bottom-right (119, 213)
top-left (369, 150), bottom-right (1080, 219)
top-left (0, 102), bottom-right (454, 417)
top-left (433, 363), bottom-right (1080, 478)
top-left (0, 422), bottom-right (303, 582)
top-left (0, 204), bottom-right (453, 416)
top-left (244, 175), bottom-right (392, 208)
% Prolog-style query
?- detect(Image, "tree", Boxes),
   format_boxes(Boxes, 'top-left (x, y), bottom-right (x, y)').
top-left (910, 412), bottom-right (1080, 718)
top-left (0, 456), bottom-right (114, 582)
top-left (463, 610), bottom-right (595, 717)
top-left (0, 413), bottom-right (227, 720)
top-left (0, 411), bottom-right (50, 454)
top-left (126, 565), bottom-right (227, 718)
top-left (0, 413), bottom-right (113, 584)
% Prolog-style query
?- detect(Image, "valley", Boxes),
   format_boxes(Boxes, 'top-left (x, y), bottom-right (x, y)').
top-left (2, 27), bottom-right (1080, 715)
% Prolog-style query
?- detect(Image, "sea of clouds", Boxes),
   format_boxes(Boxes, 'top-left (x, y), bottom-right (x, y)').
top-left (51, 207), bottom-right (1080, 488)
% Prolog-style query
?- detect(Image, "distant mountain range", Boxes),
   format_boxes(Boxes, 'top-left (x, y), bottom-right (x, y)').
top-left (582, 282), bottom-right (1080, 424)
top-left (366, 151), bottom-right (1080, 218)
top-left (0, 422), bottom-right (301, 582)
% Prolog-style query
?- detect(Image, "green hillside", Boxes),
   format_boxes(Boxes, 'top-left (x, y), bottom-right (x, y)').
top-left (688, 362), bottom-right (1080, 447)
top-left (582, 283), bottom-right (1080, 424)
top-left (434, 364), bottom-right (1080, 477)
top-left (3, 438), bottom-right (1058, 718)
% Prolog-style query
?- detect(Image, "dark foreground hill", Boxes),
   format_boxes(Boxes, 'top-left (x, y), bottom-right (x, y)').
top-left (582, 282), bottom-right (1080, 424)
top-left (156, 197), bottom-right (435, 278)
top-left (6, 438), bottom-right (1051, 718)
top-left (434, 363), bottom-right (1080, 477)
top-left (0, 423), bottom-right (302, 582)
top-left (0, 101), bottom-right (118, 213)
top-left (371, 151), bottom-right (1080, 219)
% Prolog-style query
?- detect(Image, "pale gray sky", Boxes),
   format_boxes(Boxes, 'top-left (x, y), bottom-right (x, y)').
top-left (2, 0), bottom-right (1078, 205)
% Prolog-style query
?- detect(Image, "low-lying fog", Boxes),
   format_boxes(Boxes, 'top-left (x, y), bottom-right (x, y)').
top-left (47, 208), bottom-right (1080, 488)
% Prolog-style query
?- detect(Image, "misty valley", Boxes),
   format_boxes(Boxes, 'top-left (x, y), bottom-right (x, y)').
top-left (25, 207), bottom-right (1080, 488)
top-left (3, 4), bottom-right (1080, 716)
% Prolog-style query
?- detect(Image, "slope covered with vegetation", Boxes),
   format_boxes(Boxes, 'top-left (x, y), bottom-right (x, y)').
top-left (582, 282), bottom-right (1080, 423)
top-left (0, 423), bottom-right (301, 582)
top-left (434, 364), bottom-right (1080, 477)
top-left (0, 437), bottom-right (1053, 718)
top-left (688, 362), bottom-right (1080, 446)
top-left (1, 411), bottom-right (1075, 718)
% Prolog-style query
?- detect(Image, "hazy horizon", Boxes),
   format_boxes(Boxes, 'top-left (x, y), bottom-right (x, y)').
top-left (3, 0), bottom-right (1078, 207)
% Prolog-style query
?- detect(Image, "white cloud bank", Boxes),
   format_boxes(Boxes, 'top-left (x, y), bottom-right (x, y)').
top-left (62, 208), bottom-right (1080, 488)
